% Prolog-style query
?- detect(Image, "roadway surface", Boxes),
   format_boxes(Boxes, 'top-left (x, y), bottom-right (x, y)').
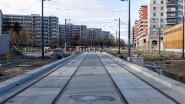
top-left (1, 52), bottom-right (185, 104)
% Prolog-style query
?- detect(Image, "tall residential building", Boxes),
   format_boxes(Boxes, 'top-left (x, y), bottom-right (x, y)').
top-left (32, 15), bottom-right (59, 46)
top-left (2, 14), bottom-right (59, 46)
top-left (101, 31), bottom-right (111, 40)
top-left (147, 0), bottom-right (183, 50)
top-left (131, 26), bottom-right (136, 47)
top-left (59, 24), bottom-right (87, 45)
top-left (134, 20), bottom-right (139, 47)
top-left (0, 10), bottom-right (2, 34)
top-left (93, 28), bottom-right (102, 41)
top-left (136, 5), bottom-right (148, 49)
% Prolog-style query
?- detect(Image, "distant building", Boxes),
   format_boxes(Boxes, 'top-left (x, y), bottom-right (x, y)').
top-left (131, 26), bottom-right (136, 47)
top-left (59, 24), bottom-right (87, 46)
top-left (136, 5), bottom-right (148, 49)
top-left (93, 28), bottom-right (102, 41)
top-left (2, 14), bottom-right (59, 46)
top-left (102, 31), bottom-right (111, 40)
top-left (134, 20), bottom-right (139, 47)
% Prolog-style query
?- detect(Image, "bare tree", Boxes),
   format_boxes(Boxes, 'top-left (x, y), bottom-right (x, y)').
top-left (7, 26), bottom-right (36, 48)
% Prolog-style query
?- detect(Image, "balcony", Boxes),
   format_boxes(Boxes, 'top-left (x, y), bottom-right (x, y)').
top-left (167, 8), bottom-right (176, 12)
top-left (166, 14), bottom-right (176, 18)
top-left (166, 20), bottom-right (176, 25)
top-left (167, 0), bottom-right (176, 5)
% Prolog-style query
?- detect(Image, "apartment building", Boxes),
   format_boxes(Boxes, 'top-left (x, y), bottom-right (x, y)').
top-left (134, 20), bottom-right (139, 47)
top-left (147, 0), bottom-right (183, 50)
top-left (93, 28), bottom-right (102, 41)
top-left (101, 31), bottom-right (111, 40)
top-left (59, 24), bottom-right (87, 46)
top-left (136, 5), bottom-right (148, 49)
top-left (2, 14), bottom-right (59, 46)
top-left (131, 26), bottom-right (136, 47)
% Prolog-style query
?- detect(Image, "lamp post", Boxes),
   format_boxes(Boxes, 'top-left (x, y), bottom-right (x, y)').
top-left (41, 0), bottom-right (51, 59)
top-left (91, 29), bottom-right (94, 49)
top-left (183, 0), bottom-right (184, 58)
top-left (121, 0), bottom-right (131, 57)
top-left (114, 18), bottom-right (121, 54)
top-left (64, 18), bottom-right (71, 52)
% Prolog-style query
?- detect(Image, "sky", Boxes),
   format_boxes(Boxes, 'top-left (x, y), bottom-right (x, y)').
top-left (0, 0), bottom-right (147, 43)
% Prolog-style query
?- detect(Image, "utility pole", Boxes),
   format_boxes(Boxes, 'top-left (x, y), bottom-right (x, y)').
top-left (159, 17), bottom-right (161, 54)
top-left (128, 0), bottom-right (131, 57)
top-left (183, 0), bottom-right (185, 58)
top-left (41, 0), bottom-right (44, 59)
top-left (119, 18), bottom-right (121, 54)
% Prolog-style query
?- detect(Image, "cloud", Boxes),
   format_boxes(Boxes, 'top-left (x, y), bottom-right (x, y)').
top-left (0, 0), bottom-right (139, 43)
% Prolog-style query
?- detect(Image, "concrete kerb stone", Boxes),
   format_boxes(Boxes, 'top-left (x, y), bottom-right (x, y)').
top-left (103, 52), bottom-right (185, 96)
top-left (0, 53), bottom-right (80, 94)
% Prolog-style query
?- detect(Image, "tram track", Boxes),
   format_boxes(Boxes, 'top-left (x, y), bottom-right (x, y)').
top-left (1, 53), bottom-right (87, 104)
top-left (96, 52), bottom-right (129, 104)
top-left (101, 52), bottom-right (181, 104)
top-left (1, 52), bottom-right (183, 104)
top-left (49, 52), bottom-right (128, 104)
top-left (51, 53), bottom-right (88, 104)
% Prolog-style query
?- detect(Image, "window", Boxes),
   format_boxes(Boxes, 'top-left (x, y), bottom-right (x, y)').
top-left (153, 7), bottom-right (156, 11)
top-left (153, 25), bottom-right (156, 28)
top-left (153, 0), bottom-right (156, 4)
top-left (161, 13), bottom-right (163, 16)
top-left (161, 0), bottom-right (164, 4)
top-left (160, 19), bottom-right (164, 23)
top-left (153, 13), bottom-right (156, 16)
top-left (143, 39), bottom-right (146, 43)
top-left (161, 7), bottom-right (163, 10)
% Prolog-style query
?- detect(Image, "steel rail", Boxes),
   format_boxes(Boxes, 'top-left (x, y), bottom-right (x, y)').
top-left (103, 53), bottom-right (181, 104)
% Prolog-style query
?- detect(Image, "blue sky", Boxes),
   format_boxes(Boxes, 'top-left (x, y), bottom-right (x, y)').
top-left (0, 0), bottom-right (147, 42)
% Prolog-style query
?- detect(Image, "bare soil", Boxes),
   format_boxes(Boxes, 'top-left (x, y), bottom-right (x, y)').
top-left (0, 58), bottom-right (57, 82)
top-left (107, 49), bottom-right (185, 81)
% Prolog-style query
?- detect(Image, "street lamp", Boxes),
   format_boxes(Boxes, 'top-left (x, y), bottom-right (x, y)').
top-left (114, 18), bottom-right (121, 54)
top-left (41, 0), bottom-right (51, 59)
top-left (183, 0), bottom-right (184, 58)
top-left (121, 0), bottom-right (131, 58)
top-left (64, 18), bottom-right (71, 52)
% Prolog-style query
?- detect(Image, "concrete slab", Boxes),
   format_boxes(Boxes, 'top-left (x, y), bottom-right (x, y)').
top-left (97, 52), bottom-right (176, 104)
top-left (2, 53), bottom-right (87, 104)
top-left (103, 52), bottom-right (185, 103)
top-left (57, 52), bottom-right (124, 104)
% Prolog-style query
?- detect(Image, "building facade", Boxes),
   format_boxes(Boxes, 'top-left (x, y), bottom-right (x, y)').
top-left (147, 0), bottom-right (183, 51)
top-left (136, 5), bottom-right (148, 49)
top-left (59, 24), bottom-right (87, 46)
top-left (2, 14), bottom-right (59, 46)
top-left (134, 20), bottom-right (139, 47)
top-left (131, 26), bottom-right (136, 47)
top-left (163, 22), bottom-right (184, 52)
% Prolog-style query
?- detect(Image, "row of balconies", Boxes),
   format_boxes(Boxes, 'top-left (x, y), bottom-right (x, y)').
top-left (167, 0), bottom-right (177, 5)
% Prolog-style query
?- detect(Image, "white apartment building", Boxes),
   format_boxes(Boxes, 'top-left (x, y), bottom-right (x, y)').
top-left (147, 0), bottom-right (183, 51)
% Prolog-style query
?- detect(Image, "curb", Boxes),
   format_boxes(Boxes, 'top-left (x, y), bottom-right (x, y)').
top-left (104, 52), bottom-right (185, 96)
top-left (0, 53), bottom-right (79, 94)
